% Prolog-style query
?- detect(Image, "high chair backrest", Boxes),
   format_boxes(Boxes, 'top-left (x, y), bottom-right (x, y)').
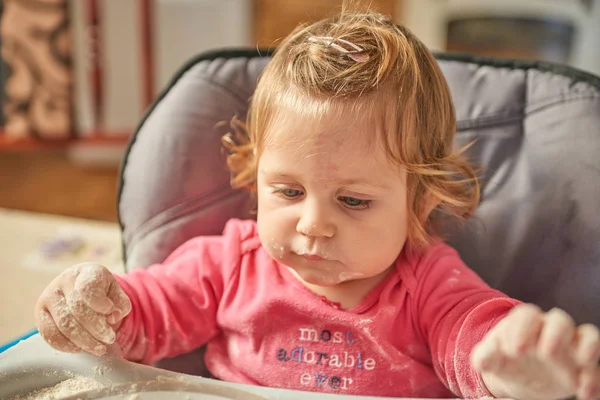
top-left (118, 49), bottom-right (600, 327)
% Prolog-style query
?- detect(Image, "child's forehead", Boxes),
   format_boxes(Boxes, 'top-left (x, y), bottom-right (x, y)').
top-left (263, 114), bottom-right (394, 176)
top-left (266, 105), bottom-right (380, 150)
top-left (259, 86), bottom-right (399, 164)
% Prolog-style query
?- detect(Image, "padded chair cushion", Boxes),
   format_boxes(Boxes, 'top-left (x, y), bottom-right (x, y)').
top-left (118, 49), bottom-right (600, 327)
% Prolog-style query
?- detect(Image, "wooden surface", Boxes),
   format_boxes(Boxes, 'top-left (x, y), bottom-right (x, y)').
top-left (0, 150), bottom-right (119, 222)
top-left (254, 0), bottom-right (397, 47)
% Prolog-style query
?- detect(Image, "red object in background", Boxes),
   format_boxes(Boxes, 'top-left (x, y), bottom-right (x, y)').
top-left (139, 0), bottom-right (155, 110)
top-left (87, 0), bottom-right (104, 128)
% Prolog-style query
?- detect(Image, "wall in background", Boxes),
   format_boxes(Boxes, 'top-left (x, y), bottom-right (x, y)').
top-left (70, 0), bottom-right (143, 136)
top-left (398, 0), bottom-right (600, 76)
top-left (254, 0), bottom-right (397, 48)
top-left (572, 0), bottom-right (600, 76)
top-left (398, 0), bottom-right (447, 51)
top-left (72, 0), bottom-right (253, 138)
top-left (154, 0), bottom-right (252, 92)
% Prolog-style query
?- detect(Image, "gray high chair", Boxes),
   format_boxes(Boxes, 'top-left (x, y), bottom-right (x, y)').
top-left (117, 48), bottom-right (600, 376)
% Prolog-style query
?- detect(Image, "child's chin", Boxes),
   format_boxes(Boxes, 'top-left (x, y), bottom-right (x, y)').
top-left (292, 269), bottom-right (343, 287)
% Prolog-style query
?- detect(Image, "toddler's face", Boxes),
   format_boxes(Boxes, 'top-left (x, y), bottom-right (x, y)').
top-left (256, 110), bottom-right (408, 287)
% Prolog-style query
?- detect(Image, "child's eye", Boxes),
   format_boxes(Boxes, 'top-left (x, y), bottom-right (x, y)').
top-left (273, 187), bottom-right (303, 198)
top-left (338, 196), bottom-right (372, 210)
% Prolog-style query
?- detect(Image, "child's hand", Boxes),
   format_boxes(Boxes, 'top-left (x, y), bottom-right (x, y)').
top-left (471, 304), bottom-right (600, 400)
top-left (34, 263), bottom-right (131, 356)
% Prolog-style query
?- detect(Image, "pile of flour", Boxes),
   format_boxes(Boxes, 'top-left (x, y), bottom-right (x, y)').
top-left (9, 376), bottom-right (104, 400)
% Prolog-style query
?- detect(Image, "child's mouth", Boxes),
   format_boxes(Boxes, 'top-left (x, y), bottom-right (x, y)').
top-left (302, 254), bottom-right (325, 261)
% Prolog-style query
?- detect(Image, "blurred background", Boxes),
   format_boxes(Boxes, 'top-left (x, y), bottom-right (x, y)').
top-left (0, 0), bottom-right (598, 223)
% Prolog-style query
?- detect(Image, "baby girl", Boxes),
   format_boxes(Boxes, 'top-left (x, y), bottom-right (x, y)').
top-left (35, 5), bottom-right (599, 400)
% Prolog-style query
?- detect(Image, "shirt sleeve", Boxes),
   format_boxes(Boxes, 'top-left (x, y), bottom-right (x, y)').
top-left (113, 220), bottom-right (247, 365)
top-left (408, 244), bottom-right (521, 398)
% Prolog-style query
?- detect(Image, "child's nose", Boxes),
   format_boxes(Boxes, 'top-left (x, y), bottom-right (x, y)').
top-left (296, 201), bottom-right (335, 238)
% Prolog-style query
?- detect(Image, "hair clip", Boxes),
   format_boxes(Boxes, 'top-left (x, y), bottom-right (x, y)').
top-left (307, 36), bottom-right (370, 63)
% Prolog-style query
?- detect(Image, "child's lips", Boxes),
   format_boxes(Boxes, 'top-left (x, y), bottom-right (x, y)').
top-left (302, 254), bottom-right (326, 261)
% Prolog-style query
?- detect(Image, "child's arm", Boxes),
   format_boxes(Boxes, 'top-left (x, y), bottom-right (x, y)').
top-left (114, 233), bottom-right (236, 365)
top-left (411, 245), bottom-right (599, 400)
top-left (34, 234), bottom-right (231, 364)
top-left (409, 245), bottom-right (520, 397)
top-left (471, 304), bottom-right (600, 400)
top-left (35, 220), bottom-right (247, 365)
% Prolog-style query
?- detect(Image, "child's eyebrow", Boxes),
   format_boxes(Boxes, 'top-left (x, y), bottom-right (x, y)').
top-left (260, 169), bottom-right (390, 191)
top-left (337, 178), bottom-right (390, 191)
top-left (258, 169), bottom-right (298, 181)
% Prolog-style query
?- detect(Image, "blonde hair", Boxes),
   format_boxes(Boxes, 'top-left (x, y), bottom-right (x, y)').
top-left (222, 5), bottom-right (479, 252)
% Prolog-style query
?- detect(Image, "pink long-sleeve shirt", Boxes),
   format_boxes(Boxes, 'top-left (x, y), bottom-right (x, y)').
top-left (115, 219), bottom-right (519, 398)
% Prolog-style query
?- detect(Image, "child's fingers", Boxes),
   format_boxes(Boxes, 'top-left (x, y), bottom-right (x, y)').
top-left (498, 304), bottom-right (543, 357)
top-left (471, 334), bottom-right (506, 373)
top-left (106, 281), bottom-right (132, 324)
top-left (577, 366), bottom-right (599, 400)
top-left (73, 263), bottom-right (116, 315)
top-left (67, 291), bottom-right (116, 345)
top-left (46, 290), bottom-right (107, 356)
top-left (573, 324), bottom-right (600, 366)
top-left (538, 308), bottom-right (575, 358)
top-left (35, 308), bottom-right (80, 353)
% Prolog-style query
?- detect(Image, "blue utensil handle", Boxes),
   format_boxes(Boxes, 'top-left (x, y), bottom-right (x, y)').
top-left (0, 329), bottom-right (38, 354)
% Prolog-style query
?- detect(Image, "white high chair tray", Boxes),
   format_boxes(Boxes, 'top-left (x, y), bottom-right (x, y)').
top-left (0, 334), bottom-right (441, 400)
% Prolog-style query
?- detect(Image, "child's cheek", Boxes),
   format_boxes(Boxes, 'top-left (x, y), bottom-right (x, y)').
top-left (268, 239), bottom-right (287, 260)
